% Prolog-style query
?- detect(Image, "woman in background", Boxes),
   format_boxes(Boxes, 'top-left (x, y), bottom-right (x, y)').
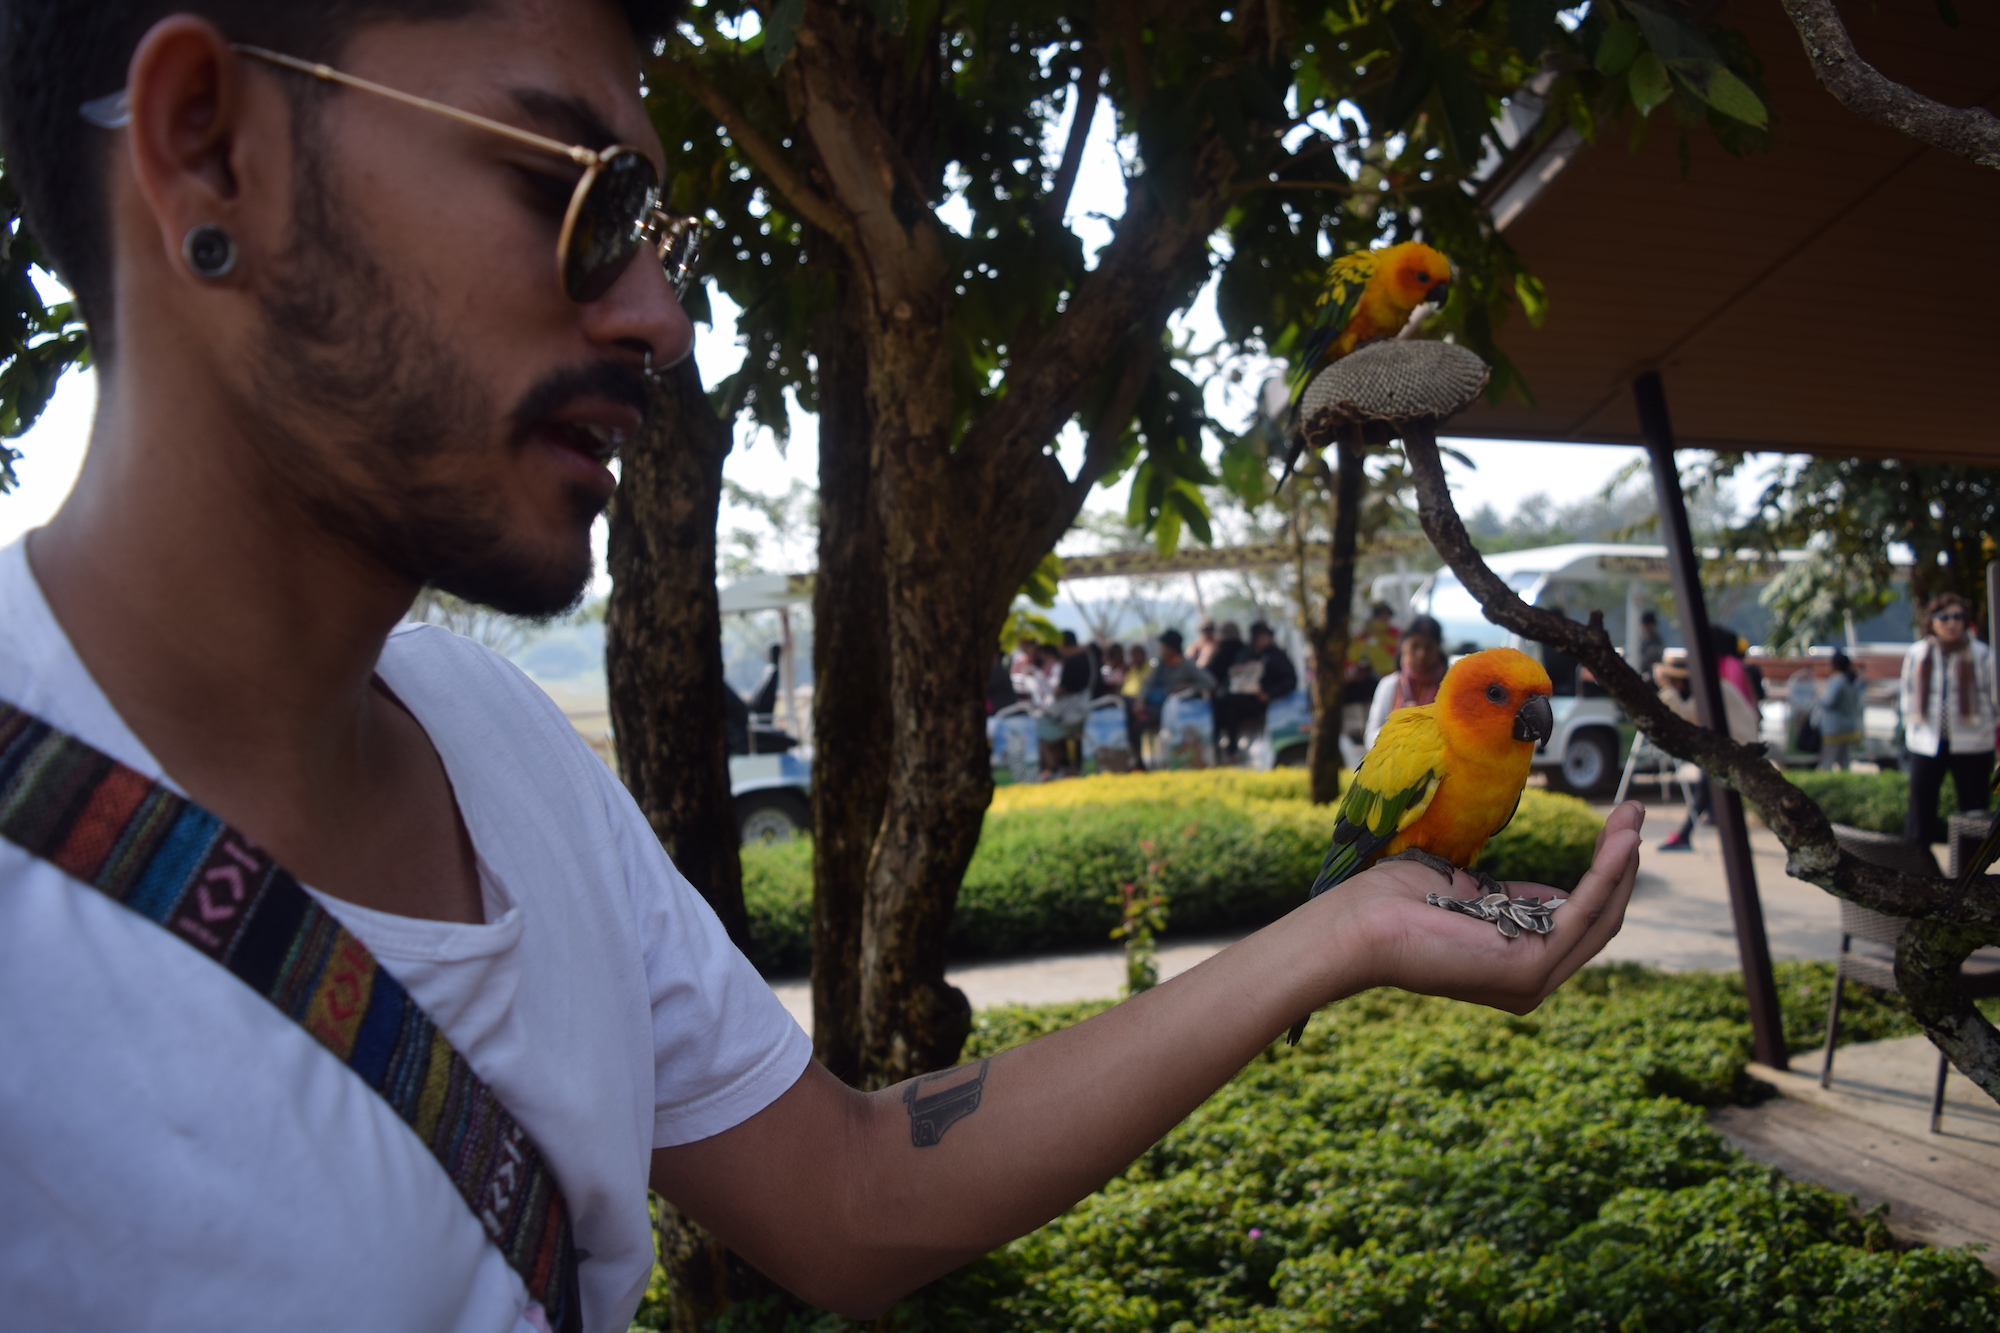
top-left (1655, 630), bottom-right (1761, 851)
top-left (1900, 593), bottom-right (1995, 845)
top-left (1812, 650), bottom-right (1864, 772)
top-left (1363, 615), bottom-right (1446, 749)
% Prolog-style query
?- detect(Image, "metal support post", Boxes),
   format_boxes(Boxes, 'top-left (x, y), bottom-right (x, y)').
top-left (1634, 371), bottom-right (1789, 1069)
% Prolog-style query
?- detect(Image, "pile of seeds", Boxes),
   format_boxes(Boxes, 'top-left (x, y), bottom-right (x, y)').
top-left (1425, 890), bottom-right (1565, 938)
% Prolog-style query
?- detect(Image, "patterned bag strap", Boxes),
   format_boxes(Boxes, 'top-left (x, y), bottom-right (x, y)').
top-left (0, 701), bottom-right (581, 1332)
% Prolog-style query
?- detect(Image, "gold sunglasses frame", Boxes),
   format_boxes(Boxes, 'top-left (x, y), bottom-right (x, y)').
top-left (82, 43), bottom-right (700, 301)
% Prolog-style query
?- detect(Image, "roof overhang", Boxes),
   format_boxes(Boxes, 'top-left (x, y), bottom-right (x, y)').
top-left (1450, 0), bottom-right (1999, 464)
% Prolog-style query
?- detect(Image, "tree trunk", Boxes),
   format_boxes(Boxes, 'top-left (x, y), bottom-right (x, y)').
top-left (607, 360), bottom-right (772, 1325)
top-left (605, 358), bottom-right (748, 946)
top-left (1305, 430), bottom-right (1363, 805)
top-left (809, 262), bottom-right (891, 1086)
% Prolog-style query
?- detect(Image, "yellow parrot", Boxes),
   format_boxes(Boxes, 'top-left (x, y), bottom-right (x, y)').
top-left (1287, 647), bottom-right (1555, 1044)
top-left (1277, 240), bottom-right (1455, 487)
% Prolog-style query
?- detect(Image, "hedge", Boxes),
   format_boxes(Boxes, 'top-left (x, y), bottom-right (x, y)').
top-left (739, 772), bottom-right (1605, 976)
top-left (647, 963), bottom-right (1993, 1333)
top-left (1783, 768), bottom-right (1957, 836)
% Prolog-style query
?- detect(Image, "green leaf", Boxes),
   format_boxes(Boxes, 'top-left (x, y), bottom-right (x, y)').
top-left (764, 0), bottom-right (805, 71)
top-left (1019, 551), bottom-right (1062, 607)
top-left (1692, 65), bottom-right (1768, 128)
top-left (1514, 271), bottom-right (1548, 327)
top-left (1629, 51), bottom-right (1672, 116)
top-left (1593, 17), bottom-right (1642, 75)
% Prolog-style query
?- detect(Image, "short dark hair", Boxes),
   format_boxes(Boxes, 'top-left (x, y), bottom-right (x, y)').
top-left (1158, 629), bottom-right (1184, 652)
top-left (0, 0), bottom-right (682, 347)
top-left (1928, 592), bottom-right (1971, 622)
top-left (1640, 610), bottom-right (1658, 626)
top-left (1405, 615), bottom-right (1442, 644)
top-left (1249, 620), bottom-right (1273, 639)
top-left (1059, 629), bottom-right (1077, 647)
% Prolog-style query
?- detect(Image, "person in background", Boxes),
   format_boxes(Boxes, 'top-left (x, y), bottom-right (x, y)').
top-left (1813, 650), bottom-right (1864, 771)
top-left (1655, 636), bottom-right (1761, 851)
top-left (1222, 621), bottom-right (1300, 761)
top-left (1100, 643), bottom-right (1128, 693)
top-left (1785, 660), bottom-right (1819, 755)
top-left (1210, 621), bottom-right (1254, 761)
top-left (1144, 629), bottom-right (1216, 703)
top-left (1034, 630), bottom-right (1094, 777)
top-left (1190, 618), bottom-right (1221, 670)
top-left (1120, 641), bottom-right (1152, 766)
top-left (1900, 593), bottom-right (1996, 845)
top-left (1363, 615), bottom-right (1446, 749)
top-left (1636, 610), bottom-right (1666, 678)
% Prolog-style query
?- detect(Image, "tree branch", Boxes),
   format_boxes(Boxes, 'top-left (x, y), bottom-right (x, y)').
top-left (1046, 48), bottom-right (1105, 223)
top-left (1397, 424), bottom-right (2000, 1103)
top-left (1779, 0), bottom-right (2000, 171)
top-left (663, 58), bottom-right (860, 249)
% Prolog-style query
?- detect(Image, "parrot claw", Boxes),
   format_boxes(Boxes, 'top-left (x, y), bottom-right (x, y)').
top-left (1382, 847), bottom-right (1461, 886)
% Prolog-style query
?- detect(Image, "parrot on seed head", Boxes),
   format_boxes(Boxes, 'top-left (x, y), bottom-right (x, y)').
top-left (1287, 647), bottom-right (1555, 1044)
top-left (1276, 240), bottom-right (1456, 489)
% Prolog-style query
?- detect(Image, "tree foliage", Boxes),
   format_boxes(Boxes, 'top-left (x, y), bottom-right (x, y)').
top-left (652, 0), bottom-right (1772, 542)
top-left (1708, 455), bottom-right (2000, 650)
top-left (0, 161), bottom-right (90, 492)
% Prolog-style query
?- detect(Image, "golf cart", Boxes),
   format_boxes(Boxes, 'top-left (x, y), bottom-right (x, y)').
top-left (720, 573), bottom-right (815, 844)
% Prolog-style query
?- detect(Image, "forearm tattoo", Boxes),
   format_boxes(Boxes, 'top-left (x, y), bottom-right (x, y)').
top-left (903, 1059), bottom-right (990, 1147)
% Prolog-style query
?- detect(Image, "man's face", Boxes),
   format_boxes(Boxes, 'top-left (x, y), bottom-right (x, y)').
top-left (1251, 631), bottom-right (1271, 651)
top-left (228, 1), bottom-right (690, 616)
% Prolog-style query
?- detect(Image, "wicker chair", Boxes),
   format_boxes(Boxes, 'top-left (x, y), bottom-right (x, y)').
top-left (1822, 824), bottom-right (2000, 1133)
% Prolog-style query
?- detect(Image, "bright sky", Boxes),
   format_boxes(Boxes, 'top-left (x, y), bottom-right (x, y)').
top-left (0, 93), bottom-right (1666, 564)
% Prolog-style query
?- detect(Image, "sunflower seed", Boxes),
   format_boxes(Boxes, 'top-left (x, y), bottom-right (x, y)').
top-left (1426, 890), bottom-right (1569, 938)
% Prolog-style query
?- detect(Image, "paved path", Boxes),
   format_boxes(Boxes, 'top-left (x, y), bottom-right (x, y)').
top-left (769, 793), bottom-right (1855, 1030)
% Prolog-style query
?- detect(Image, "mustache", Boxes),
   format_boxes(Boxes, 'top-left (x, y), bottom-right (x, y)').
top-left (507, 360), bottom-right (653, 444)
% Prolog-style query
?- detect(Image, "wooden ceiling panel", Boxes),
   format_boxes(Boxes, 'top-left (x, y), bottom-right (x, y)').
top-left (1453, 0), bottom-right (2000, 464)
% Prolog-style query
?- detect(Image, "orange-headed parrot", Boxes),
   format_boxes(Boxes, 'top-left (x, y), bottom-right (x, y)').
top-left (1277, 240), bottom-right (1455, 488)
top-left (1287, 647), bottom-right (1556, 1043)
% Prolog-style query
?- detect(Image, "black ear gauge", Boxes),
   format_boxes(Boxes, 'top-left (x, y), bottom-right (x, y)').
top-left (182, 225), bottom-right (237, 279)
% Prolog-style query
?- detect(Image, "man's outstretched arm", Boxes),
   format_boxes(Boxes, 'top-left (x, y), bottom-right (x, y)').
top-left (649, 803), bottom-right (1643, 1318)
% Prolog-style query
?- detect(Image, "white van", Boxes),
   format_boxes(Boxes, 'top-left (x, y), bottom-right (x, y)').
top-left (1394, 545), bottom-right (1687, 795)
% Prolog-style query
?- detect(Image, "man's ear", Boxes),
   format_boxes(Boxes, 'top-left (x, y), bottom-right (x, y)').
top-left (122, 16), bottom-right (254, 282)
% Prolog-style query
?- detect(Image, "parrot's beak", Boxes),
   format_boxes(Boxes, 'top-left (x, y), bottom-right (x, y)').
top-left (1513, 693), bottom-right (1554, 745)
top-left (1428, 279), bottom-right (1452, 309)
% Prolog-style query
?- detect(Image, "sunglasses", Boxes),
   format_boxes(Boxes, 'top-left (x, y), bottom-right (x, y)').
top-left (81, 44), bottom-right (701, 304)
top-left (1935, 612), bottom-right (1967, 624)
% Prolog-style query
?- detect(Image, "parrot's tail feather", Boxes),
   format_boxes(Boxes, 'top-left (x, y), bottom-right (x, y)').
top-left (1287, 1016), bottom-right (1308, 1045)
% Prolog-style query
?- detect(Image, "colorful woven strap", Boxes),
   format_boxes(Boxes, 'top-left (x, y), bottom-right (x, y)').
top-left (0, 700), bottom-right (581, 1332)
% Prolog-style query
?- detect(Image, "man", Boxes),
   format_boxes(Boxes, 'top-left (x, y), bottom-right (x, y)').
top-left (1208, 620), bottom-right (1250, 760)
top-left (1215, 620), bottom-right (1295, 762)
top-left (1636, 610), bottom-right (1666, 678)
top-left (1142, 627), bottom-right (1217, 702)
top-left (0, 4), bottom-right (1643, 1329)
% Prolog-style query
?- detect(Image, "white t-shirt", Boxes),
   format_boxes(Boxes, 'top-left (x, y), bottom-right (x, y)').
top-left (0, 537), bottom-right (812, 1332)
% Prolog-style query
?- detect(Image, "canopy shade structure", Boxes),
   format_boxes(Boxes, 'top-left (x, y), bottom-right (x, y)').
top-left (1452, 0), bottom-right (1999, 463)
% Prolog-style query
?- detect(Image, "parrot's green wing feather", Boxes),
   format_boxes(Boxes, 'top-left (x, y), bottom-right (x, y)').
top-left (1289, 250), bottom-right (1377, 408)
top-left (1306, 708), bottom-right (1442, 898)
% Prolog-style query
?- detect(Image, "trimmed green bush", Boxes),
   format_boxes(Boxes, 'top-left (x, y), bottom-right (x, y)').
top-left (1783, 768), bottom-right (1957, 836)
top-left (738, 774), bottom-right (1604, 976)
top-left (643, 963), bottom-right (1991, 1333)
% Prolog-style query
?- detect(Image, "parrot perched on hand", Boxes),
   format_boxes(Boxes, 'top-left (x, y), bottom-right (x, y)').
top-left (1287, 647), bottom-right (1556, 1044)
top-left (1276, 240), bottom-right (1456, 489)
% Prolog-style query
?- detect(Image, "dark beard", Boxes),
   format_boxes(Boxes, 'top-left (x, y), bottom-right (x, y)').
top-left (241, 124), bottom-right (611, 619)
